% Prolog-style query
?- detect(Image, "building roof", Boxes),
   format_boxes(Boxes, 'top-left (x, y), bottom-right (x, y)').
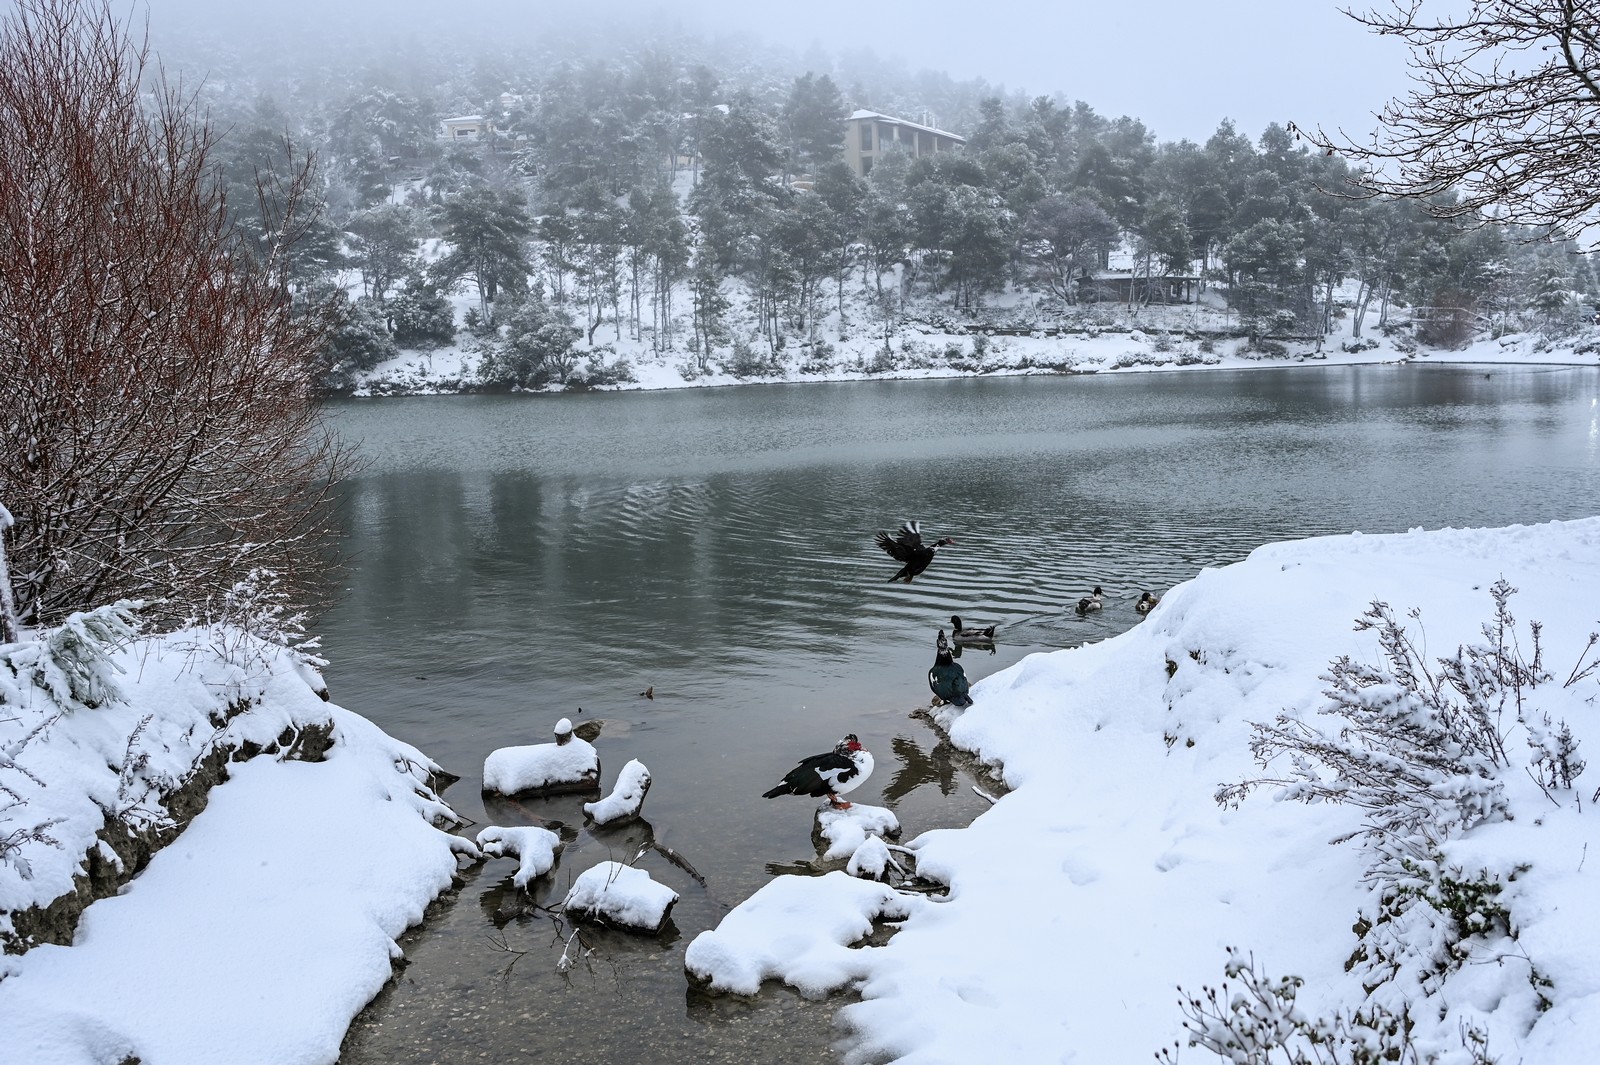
top-left (846, 110), bottom-right (966, 143)
top-left (443, 115), bottom-right (488, 124)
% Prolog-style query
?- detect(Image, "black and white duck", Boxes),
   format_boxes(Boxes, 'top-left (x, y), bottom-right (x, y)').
top-left (762, 734), bottom-right (875, 809)
top-left (928, 629), bottom-right (974, 708)
top-left (949, 615), bottom-right (997, 643)
top-left (1074, 586), bottom-right (1105, 616)
top-left (874, 520), bottom-right (955, 583)
top-left (1135, 591), bottom-right (1161, 615)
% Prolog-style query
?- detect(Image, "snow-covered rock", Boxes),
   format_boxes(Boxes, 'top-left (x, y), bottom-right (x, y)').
top-left (475, 825), bottom-right (564, 889)
top-left (813, 801), bottom-right (900, 861)
top-left (561, 861), bottom-right (678, 934)
top-left (482, 717), bottom-right (600, 796)
top-left (683, 871), bottom-right (924, 997)
top-left (583, 758), bottom-right (651, 825)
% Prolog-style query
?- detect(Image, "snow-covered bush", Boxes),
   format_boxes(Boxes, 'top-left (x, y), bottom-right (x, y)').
top-left (1219, 586), bottom-right (1534, 854)
top-left (389, 286), bottom-right (457, 349)
top-left (1160, 948), bottom-right (1493, 1065)
top-left (1220, 582), bottom-right (1563, 1011)
top-left (2, 600), bottom-right (140, 711)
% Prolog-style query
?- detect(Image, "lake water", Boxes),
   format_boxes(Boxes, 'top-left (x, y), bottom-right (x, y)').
top-left (323, 365), bottom-right (1600, 1063)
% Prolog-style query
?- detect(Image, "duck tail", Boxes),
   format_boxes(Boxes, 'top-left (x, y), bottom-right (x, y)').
top-left (762, 783), bottom-right (789, 798)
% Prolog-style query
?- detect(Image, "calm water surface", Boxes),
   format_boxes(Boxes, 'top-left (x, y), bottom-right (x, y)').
top-left (324, 365), bottom-right (1600, 1063)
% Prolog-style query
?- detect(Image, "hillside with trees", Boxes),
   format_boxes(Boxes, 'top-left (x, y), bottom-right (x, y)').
top-left (153, 11), bottom-right (1600, 392)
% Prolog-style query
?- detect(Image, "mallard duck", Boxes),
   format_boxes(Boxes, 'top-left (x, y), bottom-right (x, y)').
top-left (874, 520), bottom-right (955, 583)
top-left (1074, 586), bottom-right (1104, 615)
top-left (949, 615), bottom-right (997, 642)
top-left (762, 734), bottom-right (874, 809)
top-left (928, 629), bottom-right (973, 708)
top-left (1135, 591), bottom-right (1161, 615)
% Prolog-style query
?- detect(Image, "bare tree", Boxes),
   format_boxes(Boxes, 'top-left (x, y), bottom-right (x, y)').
top-left (0, 0), bottom-right (349, 628)
top-left (1298, 1), bottom-right (1600, 246)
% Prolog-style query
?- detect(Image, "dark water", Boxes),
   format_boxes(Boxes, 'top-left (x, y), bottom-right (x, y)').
top-left (324, 365), bottom-right (1600, 1064)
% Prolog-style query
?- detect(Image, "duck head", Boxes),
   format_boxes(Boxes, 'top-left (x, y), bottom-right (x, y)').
top-left (934, 537), bottom-right (955, 548)
top-left (836, 733), bottom-right (864, 754)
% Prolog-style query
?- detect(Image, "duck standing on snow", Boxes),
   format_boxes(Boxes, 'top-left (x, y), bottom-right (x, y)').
top-left (1135, 591), bottom-right (1161, 616)
top-left (928, 629), bottom-right (973, 708)
top-left (1074, 586), bottom-right (1104, 616)
top-left (762, 734), bottom-right (875, 809)
top-left (874, 520), bottom-right (955, 583)
top-left (948, 615), bottom-right (997, 643)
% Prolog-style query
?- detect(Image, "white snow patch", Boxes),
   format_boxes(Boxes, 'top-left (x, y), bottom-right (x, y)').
top-left (482, 732), bottom-right (599, 795)
top-left (684, 871), bottom-right (924, 998)
top-left (815, 802), bottom-right (900, 861)
top-left (561, 861), bottom-right (678, 933)
top-left (584, 758), bottom-right (652, 825)
top-left (475, 825), bottom-right (563, 889)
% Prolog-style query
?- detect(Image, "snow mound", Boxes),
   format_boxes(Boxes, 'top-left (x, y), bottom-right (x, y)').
top-left (684, 871), bottom-right (923, 997)
top-left (482, 722), bottom-right (599, 796)
top-left (561, 861), bottom-right (678, 934)
top-left (475, 825), bottom-right (564, 889)
top-left (583, 758), bottom-right (652, 825)
top-left (815, 801), bottom-right (900, 860)
top-left (845, 836), bottom-right (900, 881)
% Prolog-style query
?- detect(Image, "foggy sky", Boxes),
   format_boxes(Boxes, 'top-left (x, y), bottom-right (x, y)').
top-left (138, 0), bottom-right (1413, 144)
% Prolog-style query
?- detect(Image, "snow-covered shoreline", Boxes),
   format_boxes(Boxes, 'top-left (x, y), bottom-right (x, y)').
top-left (0, 615), bottom-right (476, 1065)
top-left (351, 319), bottom-right (1598, 397)
top-left (7, 518), bottom-right (1599, 1064)
top-left (684, 519), bottom-right (1600, 1064)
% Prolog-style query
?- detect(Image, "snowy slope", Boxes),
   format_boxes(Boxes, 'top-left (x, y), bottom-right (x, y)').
top-left (833, 520), bottom-right (1600, 1064)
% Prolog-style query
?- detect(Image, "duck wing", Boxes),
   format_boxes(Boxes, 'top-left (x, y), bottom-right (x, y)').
top-left (873, 520), bottom-right (924, 562)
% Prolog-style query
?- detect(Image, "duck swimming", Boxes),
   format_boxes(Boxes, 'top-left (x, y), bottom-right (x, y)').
top-left (949, 615), bottom-right (997, 642)
top-left (1075, 586), bottom-right (1104, 615)
top-left (1135, 591), bottom-right (1161, 615)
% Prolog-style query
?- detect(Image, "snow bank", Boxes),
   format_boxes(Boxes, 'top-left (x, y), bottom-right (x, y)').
top-left (684, 871), bottom-right (925, 998)
top-left (476, 825), bottom-right (563, 889)
top-left (836, 518), bottom-right (1600, 1064)
top-left (482, 718), bottom-right (600, 796)
top-left (562, 861), bottom-right (678, 934)
top-left (0, 621), bottom-right (472, 1065)
top-left (583, 758), bottom-right (652, 825)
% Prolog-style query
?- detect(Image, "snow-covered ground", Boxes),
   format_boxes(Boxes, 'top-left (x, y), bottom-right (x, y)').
top-left (0, 609), bottom-right (476, 1065)
top-left (708, 518), bottom-right (1596, 1064)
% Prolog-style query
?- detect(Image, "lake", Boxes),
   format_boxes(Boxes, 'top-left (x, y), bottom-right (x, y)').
top-left (322, 365), bottom-right (1600, 1063)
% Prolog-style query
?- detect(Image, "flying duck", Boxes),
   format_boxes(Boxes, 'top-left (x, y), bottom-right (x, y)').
top-left (928, 629), bottom-right (973, 708)
top-left (1135, 591), bottom-right (1161, 615)
top-left (874, 520), bottom-right (955, 583)
top-left (949, 615), bottom-right (997, 643)
top-left (1074, 586), bottom-right (1104, 616)
top-left (763, 734), bottom-right (874, 809)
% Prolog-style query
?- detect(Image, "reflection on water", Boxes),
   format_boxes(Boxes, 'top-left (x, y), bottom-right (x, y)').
top-left (326, 366), bottom-right (1600, 1064)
